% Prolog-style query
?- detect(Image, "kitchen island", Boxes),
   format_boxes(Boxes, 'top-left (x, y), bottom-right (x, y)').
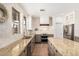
top-left (48, 37), bottom-right (79, 56)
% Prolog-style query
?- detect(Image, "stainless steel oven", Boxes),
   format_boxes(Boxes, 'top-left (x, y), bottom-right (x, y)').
top-left (41, 34), bottom-right (48, 42)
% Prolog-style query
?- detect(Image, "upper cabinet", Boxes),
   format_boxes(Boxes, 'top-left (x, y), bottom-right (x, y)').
top-left (63, 10), bottom-right (79, 42)
top-left (64, 11), bottom-right (75, 25)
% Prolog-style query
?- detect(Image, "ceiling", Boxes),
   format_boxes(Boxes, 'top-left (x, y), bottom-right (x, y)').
top-left (21, 3), bottom-right (79, 17)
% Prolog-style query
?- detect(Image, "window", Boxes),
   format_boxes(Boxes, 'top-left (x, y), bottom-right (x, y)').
top-left (23, 16), bottom-right (27, 34)
top-left (12, 7), bottom-right (20, 34)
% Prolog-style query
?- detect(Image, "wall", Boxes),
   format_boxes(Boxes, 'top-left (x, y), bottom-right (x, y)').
top-left (0, 3), bottom-right (28, 48)
top-left (32, 16), bottom-right (40, 30)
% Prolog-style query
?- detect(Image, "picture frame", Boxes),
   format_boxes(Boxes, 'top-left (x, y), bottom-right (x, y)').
top-left (0, 4), bottom-right (8, 23)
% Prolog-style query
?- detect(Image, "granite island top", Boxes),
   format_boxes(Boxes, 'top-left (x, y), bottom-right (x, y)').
top-left (48, 37), bottom-right (79, 56)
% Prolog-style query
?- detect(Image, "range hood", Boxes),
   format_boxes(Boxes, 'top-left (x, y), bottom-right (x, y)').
top-left (40, 9), bottom-right (49, 26)
top-left (40, 15), bottom-right (49, 26)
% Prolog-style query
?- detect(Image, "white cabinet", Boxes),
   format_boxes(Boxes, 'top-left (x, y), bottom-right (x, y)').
top-left (55, 50), bottom-right (62, 56)
top-left (48, 41), bottom-right (55, 56)
top-left (64, 10), bottom-right (79, 41)
top-left (48, 41), bottom-right (62, 56)
top-left (64, 11), bottom-right (75, 25)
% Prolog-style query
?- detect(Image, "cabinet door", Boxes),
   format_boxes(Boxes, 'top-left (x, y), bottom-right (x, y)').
top-left (35, 35), bottom-right (41, 42)
top-left (19, 52), bottom-right (25, 56)
top-left (19, 50), bottom-right (26, 56)
top-left (55, 49), bottom-right (62, 56)
top-left (31, 35), bottom-right (35, 53)
top-left (27, 42), bottom-right (31, 56)
top-left (48, 41), bottom-right (55, 56)
top-left (48, 45), bottom-right (55, 56)
top-left (19, 46), bottom-right (27, 56)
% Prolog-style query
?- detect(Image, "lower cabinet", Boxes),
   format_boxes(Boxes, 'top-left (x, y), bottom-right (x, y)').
top-left (35, 35), bottom-right (41, 43)
top-left (31, 36), bottom-right (35, 53)
top-left (20, 36), bottom-right (35, 56)
top-left (27, 42), bottom-right (32, 56)
top-left (48, 41), bottom-right (62, 56)
top-left (48, 41), bottom-right (55, 56)
top-left (19, 46), bottom-right (27, 56)
top-left (55, 50), bottom-right (62, 56)
top-left (19, 50), bottom-right (27, 56)
top-left (48, 45), bottom-right (55, 56)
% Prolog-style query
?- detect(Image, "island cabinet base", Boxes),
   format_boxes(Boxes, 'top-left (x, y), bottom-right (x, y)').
top-left (48, 46), bottom-right (55, 56)
top-left (48, 41), bottom-right (62, 56)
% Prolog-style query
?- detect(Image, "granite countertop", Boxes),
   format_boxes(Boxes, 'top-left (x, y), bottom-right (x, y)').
top-left (48, 37), bottom-right (79, 56)
top-left (0, 34), bottom-right (35, 56)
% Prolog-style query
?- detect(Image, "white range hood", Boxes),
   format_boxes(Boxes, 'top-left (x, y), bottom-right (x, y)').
top-left (40, 15), bottom-right (49, 24)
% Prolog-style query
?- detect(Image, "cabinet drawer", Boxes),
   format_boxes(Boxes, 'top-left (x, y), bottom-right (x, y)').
top-left (48, 46), bottom-right (55, 56)
top-left (48, 43), bottom-right (55, 56)
top-left (55, 49), bottom-right (62, 56)
top-left (19, 49), bottom-right (27, 56)
top-left (48, 41), bottom-right (62, 56)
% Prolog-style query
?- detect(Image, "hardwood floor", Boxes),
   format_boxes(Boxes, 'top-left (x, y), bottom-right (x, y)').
top-left (32, 43), bottom-right (48, 56)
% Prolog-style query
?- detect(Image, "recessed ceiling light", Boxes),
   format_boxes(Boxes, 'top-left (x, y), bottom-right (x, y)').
top-left (40, 9), bottom-right (45, 11)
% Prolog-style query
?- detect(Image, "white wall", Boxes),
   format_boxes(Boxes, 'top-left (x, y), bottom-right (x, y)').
top-left (32, 16), bottom-right (40, 30)
top-left (0, 3), bottom-right (28, 48)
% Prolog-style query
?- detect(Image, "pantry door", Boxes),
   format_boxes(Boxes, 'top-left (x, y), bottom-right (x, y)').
top-left (54, 23), bottom-right (63, 39)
